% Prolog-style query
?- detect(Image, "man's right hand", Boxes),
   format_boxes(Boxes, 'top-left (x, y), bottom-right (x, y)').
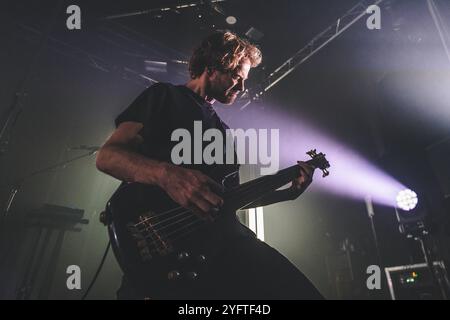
top-left (96, 121), bottom-right (223, 219)
top-left (158, 164), bottom-right (224, 220)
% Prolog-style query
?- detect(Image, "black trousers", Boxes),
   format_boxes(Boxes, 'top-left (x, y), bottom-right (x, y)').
top-left (117, 234), bottom-right (323, 300)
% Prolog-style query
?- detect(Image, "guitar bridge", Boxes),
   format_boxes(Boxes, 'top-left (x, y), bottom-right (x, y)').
top-left (127, 214), bottom-right (173, 259)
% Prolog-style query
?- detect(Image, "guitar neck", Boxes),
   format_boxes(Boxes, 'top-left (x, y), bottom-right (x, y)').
top-left (223, 163), bottom-right (301, 211)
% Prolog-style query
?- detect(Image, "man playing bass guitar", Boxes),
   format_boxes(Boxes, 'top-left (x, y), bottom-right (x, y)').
top-left (96, 31), bottom-right (323, 300)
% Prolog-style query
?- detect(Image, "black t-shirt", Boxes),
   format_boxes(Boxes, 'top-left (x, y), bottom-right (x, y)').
top-left (115, 82), bottom-right (254, 237)
top-left (115, 82), bottom-right (239, 184)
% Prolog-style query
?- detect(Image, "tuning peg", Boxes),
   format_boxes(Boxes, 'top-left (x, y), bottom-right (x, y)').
top-left (307, 149), bottom-right (318, 158)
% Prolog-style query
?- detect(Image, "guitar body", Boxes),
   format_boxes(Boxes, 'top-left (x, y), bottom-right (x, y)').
top-left (106, 182), bottom-right (225, 299)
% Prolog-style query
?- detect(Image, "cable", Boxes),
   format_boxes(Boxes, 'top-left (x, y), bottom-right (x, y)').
top-left (81, 241), bottom-right (111, 300)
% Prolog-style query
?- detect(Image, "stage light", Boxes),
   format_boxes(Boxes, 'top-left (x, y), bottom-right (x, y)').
top-left (226, 16), bottom-right (237, 25)
top-left (396, 189), bottom-right (418, 211)
top-left (394, 189), bottom-right (426, 237)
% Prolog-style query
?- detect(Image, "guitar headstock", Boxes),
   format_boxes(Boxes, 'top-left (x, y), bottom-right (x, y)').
top-left (306, 149), bottom-right (330, 177)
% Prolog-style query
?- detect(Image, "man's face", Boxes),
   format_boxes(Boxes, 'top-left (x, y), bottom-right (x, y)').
top-left (207, 59), bottom-right (251, 105)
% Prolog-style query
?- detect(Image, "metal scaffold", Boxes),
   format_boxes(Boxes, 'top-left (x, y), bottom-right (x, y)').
top-left (241, 0), bottom-right (386, 110)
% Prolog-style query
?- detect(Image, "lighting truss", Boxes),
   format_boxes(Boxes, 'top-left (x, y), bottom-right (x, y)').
top-left (242, 0), bottom-right (386, 109)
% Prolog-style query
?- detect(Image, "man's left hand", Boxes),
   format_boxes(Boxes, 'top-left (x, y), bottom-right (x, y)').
top-left (290, 161), bottom-right (315, 197)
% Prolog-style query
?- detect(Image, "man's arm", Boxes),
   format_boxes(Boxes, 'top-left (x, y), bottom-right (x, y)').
top-left (96, 121), bottom-right (223, 218)
top-left (96, 122), bottom-right (166, 184)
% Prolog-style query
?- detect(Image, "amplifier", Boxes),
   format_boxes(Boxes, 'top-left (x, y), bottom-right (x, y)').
top-left (385, 261), bottom-right (450, 300)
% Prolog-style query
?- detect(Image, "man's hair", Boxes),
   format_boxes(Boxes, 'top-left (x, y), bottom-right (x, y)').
top-left (189, 31), bottom-right (262, 79)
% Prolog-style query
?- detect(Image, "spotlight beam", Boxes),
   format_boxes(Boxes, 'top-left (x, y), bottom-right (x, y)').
top-left (219, 107), bottom-right (407, 207)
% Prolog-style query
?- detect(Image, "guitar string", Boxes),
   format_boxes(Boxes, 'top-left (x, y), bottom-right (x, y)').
top-left (138, 163), bottom-right (325, 253)
top-left (142, 210), bottom-right (198, 235)
top-left (145, 219), bottom-right (205, 253)
top-left (135, 206), bottom-right (196, 231)
top-left (132, 156), bottom-right (324, 228)
top-left (135, 168), bottom-right (297, 252)
top-left (133, 165), bottom-right (298, 229)
top-left (135, 168), bottom-right (294, 234)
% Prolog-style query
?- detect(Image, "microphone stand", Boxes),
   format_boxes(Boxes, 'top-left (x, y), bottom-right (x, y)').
top-left (0, 147), bottom-right (98, 299)
top-left (2, 148), bottom-right (98, 223)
